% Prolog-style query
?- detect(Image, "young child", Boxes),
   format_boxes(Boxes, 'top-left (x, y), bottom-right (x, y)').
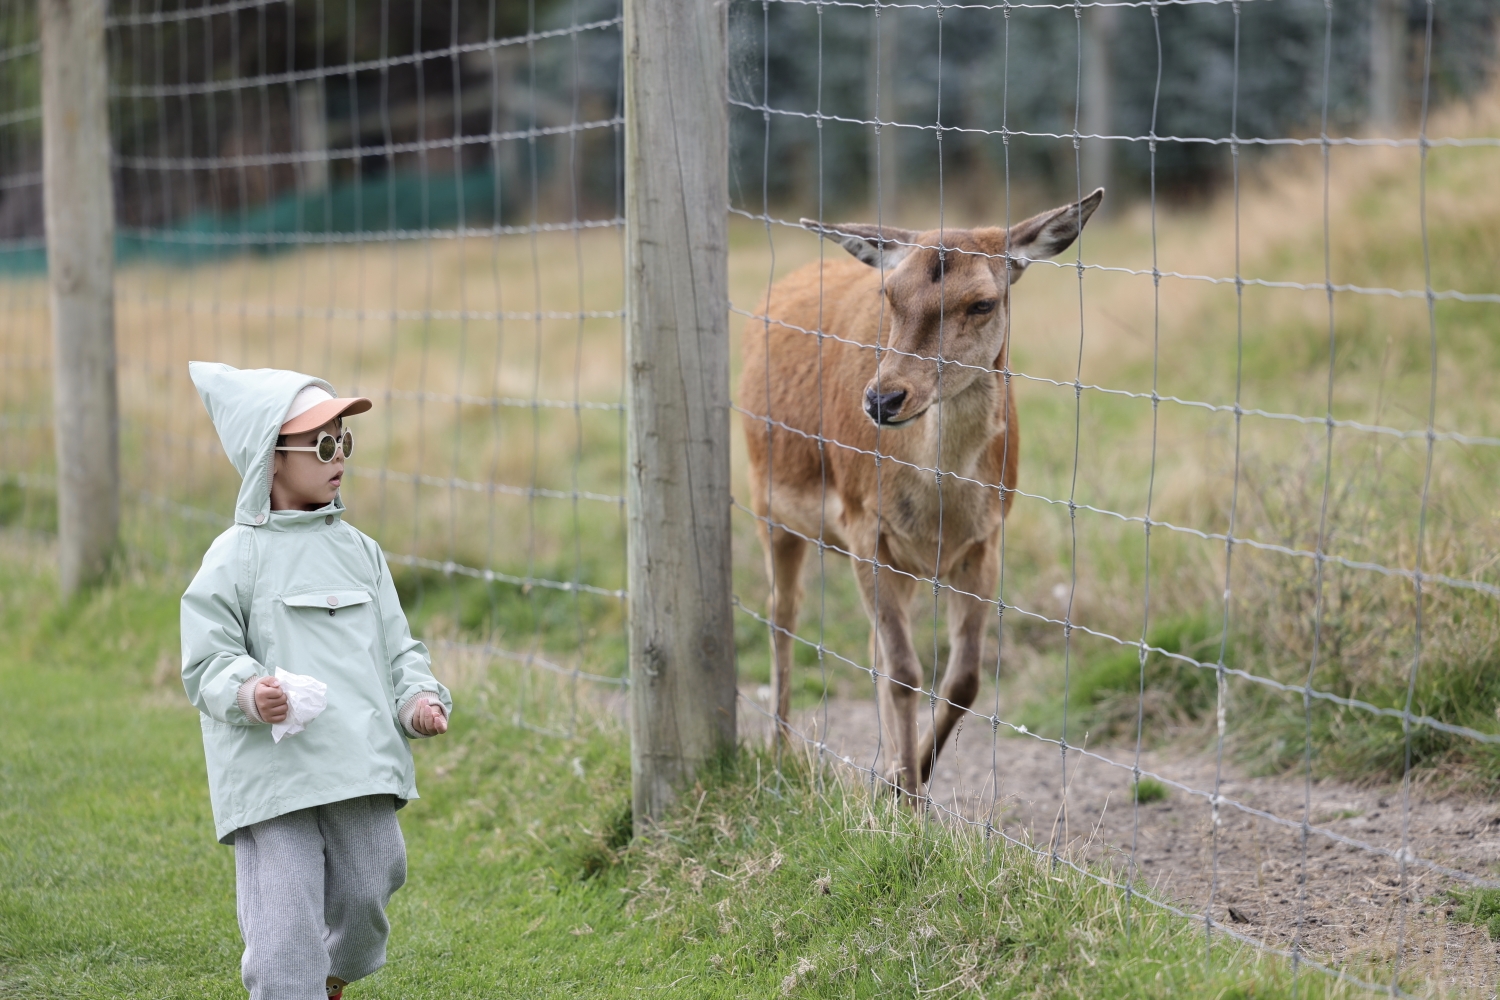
top-left (180, 362), bottom-right (452, 1000)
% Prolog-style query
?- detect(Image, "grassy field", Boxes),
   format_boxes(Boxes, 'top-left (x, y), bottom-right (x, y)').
top-left (990, 92), bottom-right (1500, 788)
top-left (0, 541), bottom-right (1380, 998)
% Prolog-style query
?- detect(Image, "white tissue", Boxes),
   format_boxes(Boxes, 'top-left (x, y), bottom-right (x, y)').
top-left (271, 667), bottom-right (329, 743)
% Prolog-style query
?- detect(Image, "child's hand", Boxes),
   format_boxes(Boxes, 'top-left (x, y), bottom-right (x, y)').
top-left (254, 677), bottom-right (290, 724)
top-left (410, 697), bottom-right (448, 736)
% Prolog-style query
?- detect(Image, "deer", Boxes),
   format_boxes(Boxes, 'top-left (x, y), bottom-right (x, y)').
top-left (740, 189), bottom-right (1103, 800)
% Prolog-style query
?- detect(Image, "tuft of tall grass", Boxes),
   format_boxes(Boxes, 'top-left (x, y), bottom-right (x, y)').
top-left (1133, 777), bottom-right (1169, 804)
top-left (1446, 888), bottom-right (1500, 941)
top-left (1017, 612), bottom-right (1224, 745)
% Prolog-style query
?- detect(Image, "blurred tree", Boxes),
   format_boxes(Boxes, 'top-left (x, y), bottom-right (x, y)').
top-left (727, 0), bottom-right (1497, 217)
top-left (3, 0), bottom-right (1493, 245)
top-left (102, 0), bottom-right (611, 230)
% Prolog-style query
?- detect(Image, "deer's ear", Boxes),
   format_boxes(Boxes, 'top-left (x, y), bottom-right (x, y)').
top-left (988, 188), bottom-right (1104, 282)
top-left (800, 218), bottom-right (920, 269)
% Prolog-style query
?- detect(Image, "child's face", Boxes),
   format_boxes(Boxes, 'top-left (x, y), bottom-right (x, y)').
top-left (271, 418), bottom-right (345, 511)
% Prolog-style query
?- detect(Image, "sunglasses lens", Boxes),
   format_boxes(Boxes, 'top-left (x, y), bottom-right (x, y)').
top-left (341, 430), bottom-right (354, 459)
top-left (318, 435), bottom-right (337, 462)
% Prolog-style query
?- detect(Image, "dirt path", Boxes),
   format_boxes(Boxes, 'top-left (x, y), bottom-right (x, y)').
top-left (743, 693), bottom-right (1500, 994)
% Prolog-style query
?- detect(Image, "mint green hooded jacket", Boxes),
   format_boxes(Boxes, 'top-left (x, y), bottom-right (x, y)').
top-left (181, 362), bottom-right (452, 844)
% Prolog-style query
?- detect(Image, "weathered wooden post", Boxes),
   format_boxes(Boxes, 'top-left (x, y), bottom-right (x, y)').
top-left (41, 0), bottom-right (119, 595)
top-left (1368, 0), bottom-right (1407, 129)
top-left (869, 4), bottom-right (899, 222)
top-left (1081, 2), bottom-right (1118, 208)
top-left (623, 0), bottom-right (735, 831)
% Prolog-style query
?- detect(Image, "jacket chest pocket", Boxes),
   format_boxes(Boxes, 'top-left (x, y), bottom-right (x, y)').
top-left (270, 589), bottom-right (384, 690)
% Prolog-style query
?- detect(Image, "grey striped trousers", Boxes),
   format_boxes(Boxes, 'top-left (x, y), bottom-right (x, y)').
top-left (234, 795), bottom-right (407, 1000)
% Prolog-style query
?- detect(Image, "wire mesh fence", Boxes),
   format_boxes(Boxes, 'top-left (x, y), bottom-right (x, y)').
top-left (729, 0), bottom-right (1500, 993)
top-left (0, 0), bottom-right (631, 736)
top-left (2, 0), bottom-right (1500, 992)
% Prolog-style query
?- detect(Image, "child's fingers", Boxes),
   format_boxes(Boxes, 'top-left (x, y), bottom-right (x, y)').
top-left (254, 676), bottom-right (289, 724)
top-left (412, 700), bottom-right (445, 735)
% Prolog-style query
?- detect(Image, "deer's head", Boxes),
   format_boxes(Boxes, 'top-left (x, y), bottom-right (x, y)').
top-left (802, 189), bottom-right (1102, 428)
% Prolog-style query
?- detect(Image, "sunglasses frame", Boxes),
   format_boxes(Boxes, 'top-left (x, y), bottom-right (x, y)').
top-left (275, 428), bottom-right (354, 463)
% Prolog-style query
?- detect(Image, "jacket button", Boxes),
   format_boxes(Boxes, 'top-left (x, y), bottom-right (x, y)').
top-left (327, 595), bottom-right (339, 607)
top-left (254, 513), bottom-right (265, 524)
top-left (325, 515), bottom-right (334, 525)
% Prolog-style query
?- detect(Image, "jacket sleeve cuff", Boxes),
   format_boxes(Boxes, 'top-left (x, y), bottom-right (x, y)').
top-left (236, 678), bottom-right (265, 725)
top-left (398, 695), bottom-right (446, 738)
top-left (197, 654), bottom-right (264, 725)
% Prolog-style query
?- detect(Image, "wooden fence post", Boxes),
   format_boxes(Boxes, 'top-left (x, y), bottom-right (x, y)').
top-left (1081, 3), bottom-right (1118, 207)
top-left (869, 5), bottom-right (899, 221)
top-left (42, 0), bottom-right (118, 595)
top-left (624, 0), bottom-right (735, 831)
top-left (1368, 0), bottom-right (1407, 129)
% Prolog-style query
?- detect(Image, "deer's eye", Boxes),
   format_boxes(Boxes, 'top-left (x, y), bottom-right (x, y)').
top-left (967, 299), bottom-right (997, 316)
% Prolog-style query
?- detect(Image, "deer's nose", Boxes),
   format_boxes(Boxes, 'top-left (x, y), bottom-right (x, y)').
top-left (864, 386), bottom-right (908, 425)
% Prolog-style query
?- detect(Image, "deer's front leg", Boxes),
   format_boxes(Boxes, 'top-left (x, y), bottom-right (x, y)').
top-left (920, 538), bottom-right (999, 783)
top-left (851, 533), bottom-right (922, 801)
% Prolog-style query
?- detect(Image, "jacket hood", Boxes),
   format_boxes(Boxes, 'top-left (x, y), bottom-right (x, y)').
top-left (189, 362), bottom-right (341, 526)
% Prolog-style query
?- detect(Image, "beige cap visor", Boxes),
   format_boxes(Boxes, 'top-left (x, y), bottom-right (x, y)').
top-left (280, 394), bottom-right (372, 435)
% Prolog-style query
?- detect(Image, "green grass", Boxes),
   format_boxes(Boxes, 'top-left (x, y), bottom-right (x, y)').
top-left (1132, 778), bottom-right (1169, 805)
top-left (0, 549), bottom-right (1382, 998)
top-left (1243, 634), bottom-right (1500, 791)
top-left (1016, 612), bottom-right (1224, 746)
top-left (1013, 589), bottom-right (1500, 793)
top-left (392, 564), bottom-right (628, 681)
top-left (1445, 889), bottom-right (1500, 941)
top-left (0, 477), bottom-right (56, 535)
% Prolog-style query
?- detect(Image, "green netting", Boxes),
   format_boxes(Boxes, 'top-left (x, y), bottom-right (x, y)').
top-left (0, 168), bottom-right (503, 275)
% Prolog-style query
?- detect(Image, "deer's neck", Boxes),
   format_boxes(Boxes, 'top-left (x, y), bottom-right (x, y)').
top-left (914, 370), bottom-right (1005, 480)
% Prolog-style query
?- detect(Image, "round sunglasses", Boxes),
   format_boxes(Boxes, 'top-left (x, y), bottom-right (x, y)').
top-left (275, 428), bottom-right (354, 463)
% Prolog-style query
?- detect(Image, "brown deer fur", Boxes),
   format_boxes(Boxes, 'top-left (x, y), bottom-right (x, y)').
top-left (740, 189), bottom-right (1103, 798)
